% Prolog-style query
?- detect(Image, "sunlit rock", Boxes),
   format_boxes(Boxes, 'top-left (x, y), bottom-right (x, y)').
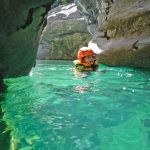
top-left (75, 0), bottom-right (150, 69)
top-left (37, 3), bottom-right (91, 60)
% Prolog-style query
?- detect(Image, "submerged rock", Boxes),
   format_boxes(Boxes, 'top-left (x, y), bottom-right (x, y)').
top-left (37, 3), bottom-right (91, 60)
top-left (75, 0), bottom-right (150, 69)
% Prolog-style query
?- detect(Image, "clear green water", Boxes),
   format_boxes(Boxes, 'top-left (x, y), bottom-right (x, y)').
top-left (2, 60), bottom-right (150, 150)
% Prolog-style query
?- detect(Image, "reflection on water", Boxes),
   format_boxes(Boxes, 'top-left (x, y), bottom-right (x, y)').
top-left (2, 60), bottom-right (150, 150)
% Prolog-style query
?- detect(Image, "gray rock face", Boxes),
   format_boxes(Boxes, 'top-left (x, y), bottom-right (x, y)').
top-left (0, 0), bottom-right (53, 77)
top-left (75, 0), bottom-right (150, 69)
top-left (37, 3), bottom-right (91, 60)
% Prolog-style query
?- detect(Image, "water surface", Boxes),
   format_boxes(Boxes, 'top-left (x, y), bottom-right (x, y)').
top-left (3, 60), bottom-right (150, 150)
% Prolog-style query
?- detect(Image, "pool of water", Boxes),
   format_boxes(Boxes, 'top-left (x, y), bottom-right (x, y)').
top-left (2, 60), bottom-right (150, 150)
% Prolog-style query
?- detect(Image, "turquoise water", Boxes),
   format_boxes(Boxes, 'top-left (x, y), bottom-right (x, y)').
top-left (2, 60), bottom-right (150, 150)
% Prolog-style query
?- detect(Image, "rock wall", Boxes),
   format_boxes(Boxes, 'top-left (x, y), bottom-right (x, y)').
top-left (0, 0), bottom-right (53, 77)
top-left (37, 3), bottom-right (91, 60)
top-left (75, 0), bottom-right (150, 69)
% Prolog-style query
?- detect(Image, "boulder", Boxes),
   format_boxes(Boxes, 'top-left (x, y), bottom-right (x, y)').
top-left (37, 3), bottom-right (91, 60)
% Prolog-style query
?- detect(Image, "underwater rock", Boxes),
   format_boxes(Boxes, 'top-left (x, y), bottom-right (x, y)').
top-left (75, 0), bottom-right (150, 69)
top-left (37, 3), bottom-right (91, 60)
top-left (143, 119), bottom-right (150, 128)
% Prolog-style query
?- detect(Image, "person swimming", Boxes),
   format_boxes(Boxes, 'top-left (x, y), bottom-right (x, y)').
top-left (73, 47), bottom-right (98, 72)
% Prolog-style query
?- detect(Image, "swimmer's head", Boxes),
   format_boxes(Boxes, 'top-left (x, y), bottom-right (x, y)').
top-left (77, 47), bottom-right (95, 60)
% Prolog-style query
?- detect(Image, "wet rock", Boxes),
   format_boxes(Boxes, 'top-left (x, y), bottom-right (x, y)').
top-left (0, 0), bottom-right (53, 77)
top-left (0, 73), bottom-right (6, 92)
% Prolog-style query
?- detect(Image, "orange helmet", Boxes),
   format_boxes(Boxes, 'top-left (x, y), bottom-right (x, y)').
top-left (77, 47), bottom-right (94, 61)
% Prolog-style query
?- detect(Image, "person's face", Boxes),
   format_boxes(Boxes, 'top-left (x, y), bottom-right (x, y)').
top-left (83, 55), bottom-right (96, 65)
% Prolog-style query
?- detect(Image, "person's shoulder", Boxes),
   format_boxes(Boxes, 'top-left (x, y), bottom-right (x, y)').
top-left (73, 60), bottom-right (81, 65)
